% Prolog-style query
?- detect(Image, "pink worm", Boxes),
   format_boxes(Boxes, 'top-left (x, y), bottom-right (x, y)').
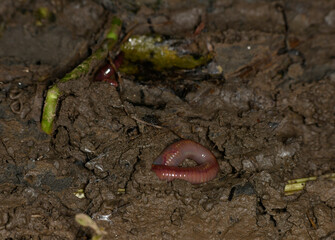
top-left (151, 140), bottom-right (220, 184)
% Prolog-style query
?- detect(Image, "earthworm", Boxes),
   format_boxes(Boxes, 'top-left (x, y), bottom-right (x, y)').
top-left (151, 140), bottom-right (220, 184)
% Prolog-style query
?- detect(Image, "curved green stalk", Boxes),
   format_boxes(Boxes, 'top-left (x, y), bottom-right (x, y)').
top-left (41, 85), bottom-right (60, 134)
top-left (41, 17), bottom-right (121, 134)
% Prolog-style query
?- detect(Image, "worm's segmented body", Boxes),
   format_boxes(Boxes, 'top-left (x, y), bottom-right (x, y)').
top-left (151, 140), bottom-right (220, 184)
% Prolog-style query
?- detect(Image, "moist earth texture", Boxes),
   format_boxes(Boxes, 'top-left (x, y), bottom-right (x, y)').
top-left (0, 0), bottom-right (335, 239)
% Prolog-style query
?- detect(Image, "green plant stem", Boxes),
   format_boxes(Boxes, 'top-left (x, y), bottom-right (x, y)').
top-left (41, 85), bottom-right (60, 134)
top-left (41, 17), bottom-right (121, 134)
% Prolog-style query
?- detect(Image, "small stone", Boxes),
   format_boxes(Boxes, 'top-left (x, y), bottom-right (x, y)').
top-left (27, 140), bottom-right (34, 147)
top-left (325, 10), bottom-right (335, 26)
top-left (207, 61), bottom-right (223, 75)
top-left (291, 14), bottom-right (310, 32)
top-left (7, 147), bottom-right (14, 156)
top-left (287, 63), bottom-right (303, 79)
top-left (202, 201), bottom-right (214, 212)
top-left (242, 159), bottom-right (255, 171)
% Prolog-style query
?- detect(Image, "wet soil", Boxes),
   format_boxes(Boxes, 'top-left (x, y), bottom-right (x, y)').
top-left (1, 0), bottom-right (335, 239)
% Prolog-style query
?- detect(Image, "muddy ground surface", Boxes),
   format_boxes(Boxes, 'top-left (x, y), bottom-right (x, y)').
top-left (1, 0), bottom-right (335, 239)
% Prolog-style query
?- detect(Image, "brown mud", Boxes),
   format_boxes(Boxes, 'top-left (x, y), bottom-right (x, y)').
top-left (0, 0), bottom-right (335, 239)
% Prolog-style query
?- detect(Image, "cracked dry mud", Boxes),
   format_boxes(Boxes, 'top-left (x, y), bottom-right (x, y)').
top-left (0, 0), bottom-right (335, 239)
